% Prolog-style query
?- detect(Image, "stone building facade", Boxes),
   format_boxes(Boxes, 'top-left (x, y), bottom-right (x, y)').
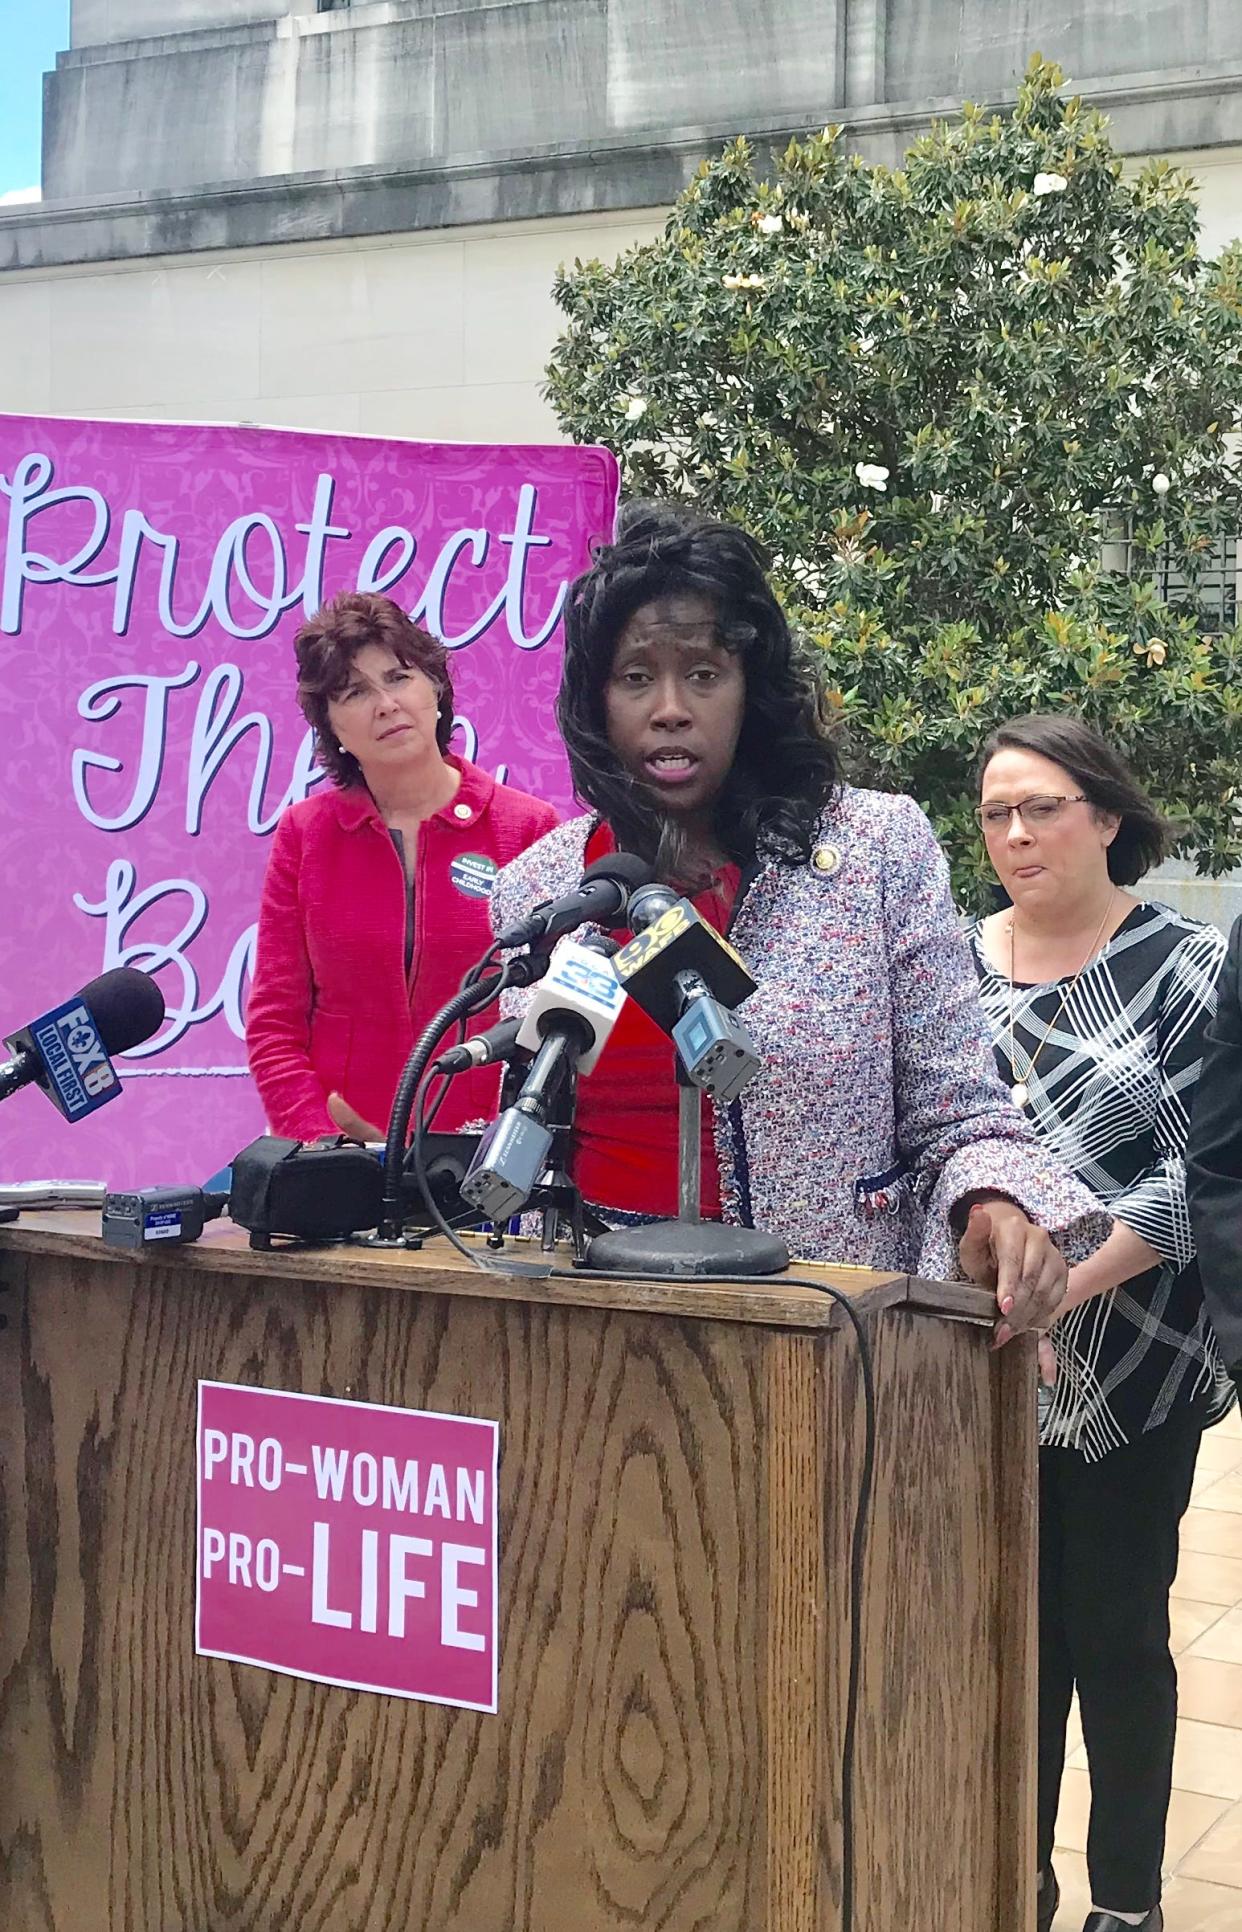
top-left (5, 2), bottom-right (1242, 444)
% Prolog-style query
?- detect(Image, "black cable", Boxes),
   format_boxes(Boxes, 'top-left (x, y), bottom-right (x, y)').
top-left (422, 1069), bottom-right (452, 1130)
top-left (376, 972), bottom-right (506, 1237)
top-left (463, 942), bottom-right (505, 990)
top-left (788, 1270), bottom-right (873, 1932)
top-left (430, 942), bottom-right (519, 1128)
top-left (407, 1211), bottom-right (874, 1930)
top-left (375, 941), bottom-right (516, 1231)
top-left (411, 1072), bottom-right (496, 1269)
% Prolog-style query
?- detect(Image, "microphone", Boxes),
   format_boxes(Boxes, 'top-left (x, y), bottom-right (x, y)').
top-left (432, 1018), bottom-right (525, 1077)
top-left (0, 968), bottom-right (166, 1121)
top-left (494, 852), bottom-right (654, 950)
top-left (459, 935), bottom-right (626, 1220)
top-left (613, 884), bottom-right (762, 1104)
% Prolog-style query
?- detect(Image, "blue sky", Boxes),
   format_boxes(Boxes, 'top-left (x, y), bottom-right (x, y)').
top-left (0, 1), bottom-right (71, 199)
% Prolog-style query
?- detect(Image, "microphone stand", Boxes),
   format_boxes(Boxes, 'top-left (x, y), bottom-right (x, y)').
top-left (676, 1066), bottom-right (702, 1223)
top-left (367, 949), bottom-right (552, 1247)
top-left (584, 1064), bottom-right (790, 1279)
top-left (528, 1058), bottom-right (608, 1263)
top-left (374, 943), bottom-right (603, 1261)
top-left (460, 1030), bottom-right (607, 1267)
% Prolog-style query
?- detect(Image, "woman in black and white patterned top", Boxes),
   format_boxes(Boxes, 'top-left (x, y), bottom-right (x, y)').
top-left (970, 714), bottom-right (1230, 1932)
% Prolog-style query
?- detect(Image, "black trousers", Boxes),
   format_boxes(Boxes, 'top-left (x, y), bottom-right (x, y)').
top-left (1037, 1404), bottom-right (1204, 1913)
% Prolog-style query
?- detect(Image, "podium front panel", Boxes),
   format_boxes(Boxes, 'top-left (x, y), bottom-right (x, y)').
top-left (0, 1224), bottom-right (1035, 1932)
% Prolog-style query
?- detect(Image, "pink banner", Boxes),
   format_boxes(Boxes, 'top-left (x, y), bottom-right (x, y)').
top-left (0, 415), bottom-right (617, 1186)
top-left (196, 1380), bottom-right (499, 1711)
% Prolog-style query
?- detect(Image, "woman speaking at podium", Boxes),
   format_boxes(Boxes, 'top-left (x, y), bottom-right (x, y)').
top-left (246, 591), bottom-right (557, 1140)
top-left (490, 504), bottom-right (1106, 1337)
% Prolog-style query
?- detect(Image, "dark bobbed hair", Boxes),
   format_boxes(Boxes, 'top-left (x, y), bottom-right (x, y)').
top-left (294, 591), bottom-right (455, 788)
top-left (977, 713), bottom-right (1175, 886)
top-left (557, 501), bottom-right (840, 881)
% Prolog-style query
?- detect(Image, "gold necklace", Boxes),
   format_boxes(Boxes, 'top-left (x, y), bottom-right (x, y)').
top-left (1006, 890), bottom-right (1117, 1109)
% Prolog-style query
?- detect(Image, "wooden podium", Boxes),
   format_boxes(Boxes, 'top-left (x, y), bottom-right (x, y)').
top-left (0, 1214), bottom-right (1035, 1932)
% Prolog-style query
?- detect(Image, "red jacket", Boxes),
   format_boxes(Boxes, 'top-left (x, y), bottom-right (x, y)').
top-left (246, 757), bottom-right (558, 1139)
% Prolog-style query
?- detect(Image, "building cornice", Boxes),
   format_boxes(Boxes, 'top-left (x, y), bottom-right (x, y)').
top-left (5, 60), bottom-right (1242, 274)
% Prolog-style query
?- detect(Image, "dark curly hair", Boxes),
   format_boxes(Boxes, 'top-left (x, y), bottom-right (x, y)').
top-left (978, 713), bottom-right (1176, 886)
top-left (557, 502), bottom-right (840, 883)
top-left (294, 592), bottom-right (455, 788)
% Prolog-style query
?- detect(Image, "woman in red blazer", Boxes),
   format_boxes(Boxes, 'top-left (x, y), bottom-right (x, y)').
top-left (246, 592), bottom-right (558, 1139)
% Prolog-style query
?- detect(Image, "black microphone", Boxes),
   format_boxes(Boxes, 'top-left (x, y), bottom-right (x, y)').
top-left (432, 1018), bottom-right (526, 1076)
top-left (494, 852), bottom-right (654, 950)
top-left (0, 968), bottom-right (166, 1121)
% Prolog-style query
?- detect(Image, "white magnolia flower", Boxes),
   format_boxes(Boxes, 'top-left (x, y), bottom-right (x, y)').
top-left (618, 394), bottom-right (647, 422)
top-left (855, 461), bottom-right (890, 492)
top-left (722, 272), bottom-right (767, 291)
top-left (1152, 472), bottom-right (1171, 496)
top-left (754, 212), bottom-right (783, 235)
top-left (1032, 171), bottom-right (1069, 197)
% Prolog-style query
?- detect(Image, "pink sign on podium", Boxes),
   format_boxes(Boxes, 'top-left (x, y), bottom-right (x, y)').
top-left (196, 1380), bottom-right (500, 1711)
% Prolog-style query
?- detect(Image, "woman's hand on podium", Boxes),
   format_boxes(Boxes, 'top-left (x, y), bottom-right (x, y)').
top-left (327, 1091), bottom-right (384, 1143)
top-left (956, 1196), bottom-right (1068, 1359)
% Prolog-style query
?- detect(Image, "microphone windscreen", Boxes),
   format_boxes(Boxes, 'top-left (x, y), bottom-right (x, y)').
top-left (581, 851), bottom-right (655, 895)
top-left (76, 968), bottom-right (166, 1054)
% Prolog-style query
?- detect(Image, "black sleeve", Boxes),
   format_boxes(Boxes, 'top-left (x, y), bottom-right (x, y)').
top-left (1188, 916), bottom-right (1242, 1376)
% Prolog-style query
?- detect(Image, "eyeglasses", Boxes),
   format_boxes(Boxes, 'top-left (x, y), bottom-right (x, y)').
top-left (974, 794), bottom-right (1087, 831)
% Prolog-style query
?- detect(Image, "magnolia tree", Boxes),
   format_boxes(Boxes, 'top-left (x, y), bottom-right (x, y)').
top-left (545, 57), bottom-right (1242, 902)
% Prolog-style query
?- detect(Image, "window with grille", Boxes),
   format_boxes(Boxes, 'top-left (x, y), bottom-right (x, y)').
top-left (1154, 534), bottom-right (1238, 632)
top-left (1101, 519), bottom-right (1239, 633)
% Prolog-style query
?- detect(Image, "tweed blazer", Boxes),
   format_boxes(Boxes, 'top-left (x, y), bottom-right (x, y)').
top-left (490, 786), bottom-right (1109, 1277)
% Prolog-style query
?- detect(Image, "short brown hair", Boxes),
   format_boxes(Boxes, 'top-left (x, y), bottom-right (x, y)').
top-left (294, 592), bottom-right (455, 787)
top-left (978, 713), bottom-right (1176, 886)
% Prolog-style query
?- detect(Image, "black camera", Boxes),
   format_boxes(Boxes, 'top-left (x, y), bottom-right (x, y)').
top-left (227, 1132), bottom-right (483, 1250)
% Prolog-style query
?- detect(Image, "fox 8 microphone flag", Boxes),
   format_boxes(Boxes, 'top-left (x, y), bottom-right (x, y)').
top-left (21, 996), bottom-right (121, 1121)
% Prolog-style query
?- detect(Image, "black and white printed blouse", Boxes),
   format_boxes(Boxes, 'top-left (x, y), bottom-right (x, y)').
top-left (968, 900), bottom-right (1234, 1460)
